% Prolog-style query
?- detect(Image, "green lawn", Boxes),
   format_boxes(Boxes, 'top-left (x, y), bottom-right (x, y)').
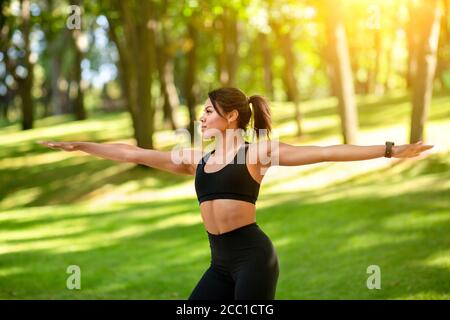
top-left (1, 90), bottom-right (449, 299)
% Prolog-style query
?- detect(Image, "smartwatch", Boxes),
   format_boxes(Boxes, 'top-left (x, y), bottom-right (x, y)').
top-left (384, 141), bottom-right (395, 158)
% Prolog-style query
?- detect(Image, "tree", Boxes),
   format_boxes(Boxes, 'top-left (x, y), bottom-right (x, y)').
top-left (215, 6), bottom-right (240, 87)
top-left (434, 0), bottom-right (450, 90)
top-left (258, 32), bottom-right (274, 99)
top-left (107, 0), bottom-right (157, 149)
top-left (184, 19), bottom-right (199, 142)
top-left (16, 0), bottom-right (35, 130)
top-left (70, 0), bottom-right (86, 121)
top-left (323, 0), bottom-right (359, 144)
top-left (154, 0), bottom-right (179, 130)
top-left (366, 3), bottom-right (382, 95)
top-left (410, 0), bottom-right (441, 143)
top-left (42, 0), bottom-right (68, 116)
top-left (267, 0), bottom-right (307, 137)
top-left (271, 20), bottom-right (302, 136)
top-left (406, 1), bottom-right (418, 89)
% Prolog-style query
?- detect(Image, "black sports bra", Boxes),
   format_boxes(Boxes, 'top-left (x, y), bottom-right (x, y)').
top-left (195, 142), bottom-right (260, 204)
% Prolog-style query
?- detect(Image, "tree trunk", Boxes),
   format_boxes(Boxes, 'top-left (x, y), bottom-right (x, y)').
top-left (325, 0), bottom-right (359, 144)
top-left (70, 0), bottom-right (86, 121)
top-left (48, 42), bottom-right (65, 115)
top-left (272, 22), bottom-right (302, 136)
top-left (45, 0), bottom-right (67, 116)
top-left (258, 32), bottom-right (274, 99)
top-left (160, 57), bottom-right (179, 130)
top-left (184, 21), bottom-right (198, 144)
top-left (72, 30), bottom-right (86, 120)
top-left (155, 16), bottom-right (179, 130)
top-left (18, 0), bottom-right (34, 130)
top-left (110, 0), bottom-right (157, 149)
top-left (434, 0), bottom-right (449, 89)
top-left (410, 0), bottom-right (441, 143)
top-left (217, 9), bottom-right (239, 87)
top-left (384, 2), bottom-right (401, 93)
top-left (107, 16), bottom-right (131, 111)
top-left (368, 28), bottom-right (382, 94)
top-left (406, 2), bottom-right (418, 90)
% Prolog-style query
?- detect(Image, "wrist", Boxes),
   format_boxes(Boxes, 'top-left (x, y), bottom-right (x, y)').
top-left (384, 141), bottom-right (395, 158)
top-left (391, 146), bottom-right (398, 157)
top-left (73, 142), bottom-right (83, 151)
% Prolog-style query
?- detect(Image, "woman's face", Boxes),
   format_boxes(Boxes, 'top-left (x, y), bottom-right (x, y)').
top-left (199, 98), bottom-right (229, 139)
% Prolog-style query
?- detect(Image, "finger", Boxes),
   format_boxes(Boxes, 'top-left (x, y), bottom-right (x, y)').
top-left (49, 142), bottom-right (65, 148)
top-left (419, 145), bottom-right (433, 151)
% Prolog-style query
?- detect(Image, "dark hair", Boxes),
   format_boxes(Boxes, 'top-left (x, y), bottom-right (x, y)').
top-left (207, 87), bottom-right (272, 139)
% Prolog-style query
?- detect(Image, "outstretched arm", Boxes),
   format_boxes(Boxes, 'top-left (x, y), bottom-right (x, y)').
top-left (38, 141), bottom-right (137, 162)
top-left (321, 141), bottom-right (434, 161)
top-left (37, 141), bottom-right (202, 175)
top-left (270, 141), bottom-right (434, 166)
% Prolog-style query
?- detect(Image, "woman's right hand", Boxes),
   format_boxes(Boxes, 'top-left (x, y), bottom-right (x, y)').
top-left (37, 141), bottom-right (79, 152)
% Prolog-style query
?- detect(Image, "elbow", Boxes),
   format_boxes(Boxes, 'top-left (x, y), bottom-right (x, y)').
top-left (124, 149), bottom-right (138, 163)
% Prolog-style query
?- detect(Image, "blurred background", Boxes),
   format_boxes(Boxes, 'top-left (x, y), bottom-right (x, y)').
top-left (0, 0), bottom-right (449, 299)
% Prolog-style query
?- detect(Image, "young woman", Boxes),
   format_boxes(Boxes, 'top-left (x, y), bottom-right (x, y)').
top-left (38, 87), bottom-right (433, 300)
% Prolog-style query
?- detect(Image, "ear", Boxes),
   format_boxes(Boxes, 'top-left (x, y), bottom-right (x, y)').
top-left (227, 109), bottom-right (239, 123)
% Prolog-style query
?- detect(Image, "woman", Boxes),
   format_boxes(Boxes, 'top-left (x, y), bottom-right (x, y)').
top-left (38, 87), bottom-right (433, 300)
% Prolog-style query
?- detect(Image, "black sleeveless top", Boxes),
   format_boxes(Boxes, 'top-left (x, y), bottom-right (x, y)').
top-left (195, 142), bottom-right (260, 204)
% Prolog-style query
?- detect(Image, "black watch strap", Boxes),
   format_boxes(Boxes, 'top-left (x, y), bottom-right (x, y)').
top-left (385, 141), bottom-right (395, 158)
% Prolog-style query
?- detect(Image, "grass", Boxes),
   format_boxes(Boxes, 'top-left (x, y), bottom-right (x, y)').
top-left (0, 89), bottom-right (449, 299)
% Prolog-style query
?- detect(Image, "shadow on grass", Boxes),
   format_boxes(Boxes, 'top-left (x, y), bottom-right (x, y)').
top-left (322, 151), bottom-right (450, 193)
top-left (1, 188), bottom-right (448, 299)
top-left (0, 157), bottom-right (192, 207)
top-left (0, 198), bottom-right (197, 233)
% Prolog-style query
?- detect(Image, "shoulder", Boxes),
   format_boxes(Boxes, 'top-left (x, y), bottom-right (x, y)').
top-left (190, 148), bottom-right (206, 160)
top-left (169, 148), bottom-right (207, 175)
top-left (180, 148), bottom-right (207, 164)
top-left (246, 139), bottom-right (277, 167)
top-left (181, 148), bottom-right (210, 175)
top-left (246, 139), bottom-right (278, 155)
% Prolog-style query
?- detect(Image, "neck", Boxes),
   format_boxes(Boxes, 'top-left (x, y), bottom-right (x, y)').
top-left (213, 129), bottom-right (245, 159)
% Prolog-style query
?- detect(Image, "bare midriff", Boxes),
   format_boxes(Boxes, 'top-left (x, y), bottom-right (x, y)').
top-left (197, 144), bottom-right (263, 235)
top-left (199, 199), bottom-right (256, 235)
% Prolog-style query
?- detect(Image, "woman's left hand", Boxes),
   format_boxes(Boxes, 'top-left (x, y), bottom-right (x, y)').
top-left (37, 141), bottom-right (80, 151)
top-left (393, 141), bottom-right (434, 158)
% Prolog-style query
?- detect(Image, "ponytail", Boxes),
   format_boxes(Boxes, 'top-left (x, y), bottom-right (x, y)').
top-left (248, 95), bottom-right (272, 140)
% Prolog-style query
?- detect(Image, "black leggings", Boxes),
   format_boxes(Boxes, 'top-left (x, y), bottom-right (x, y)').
top-left (188, 222), bottom-right (279, 300)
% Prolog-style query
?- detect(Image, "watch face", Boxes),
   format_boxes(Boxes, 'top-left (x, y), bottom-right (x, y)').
top-left (385, 142), bottom-right (393, 157)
